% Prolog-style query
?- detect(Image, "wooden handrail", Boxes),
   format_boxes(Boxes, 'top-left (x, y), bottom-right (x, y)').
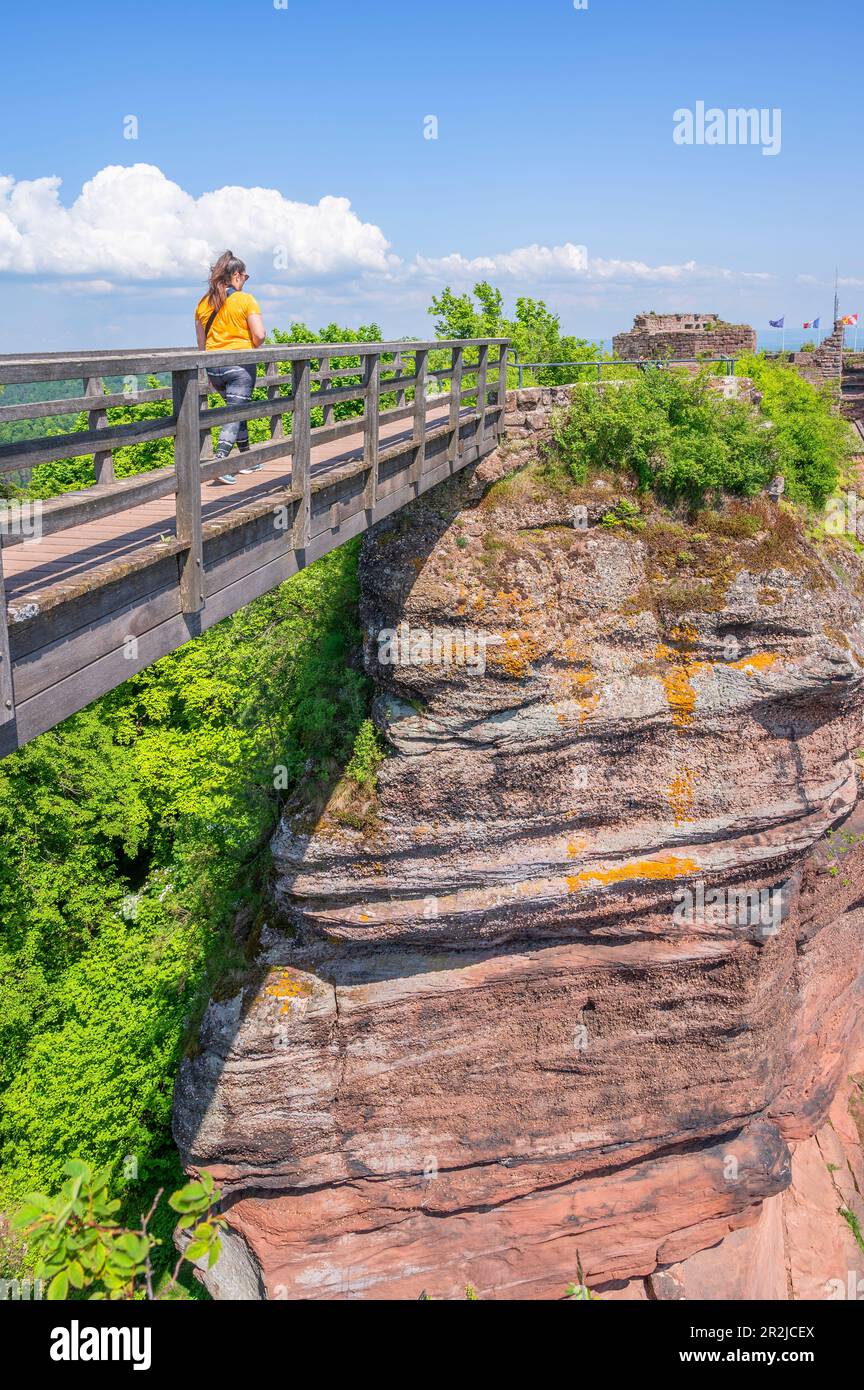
top-left (0, 339), bottom-right (509, 385)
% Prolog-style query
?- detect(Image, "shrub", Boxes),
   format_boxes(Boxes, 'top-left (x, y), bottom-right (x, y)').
top-left (13, 1160), bottom-right (223, 1300)
top-left (550, 369), bottom-right (775, 502)
top-left (345, 719), bottom-right (384, 789)
top-left (737, 353), bottom-right (853, 509)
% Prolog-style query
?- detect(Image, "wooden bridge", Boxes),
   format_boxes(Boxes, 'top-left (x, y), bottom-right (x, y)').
top-left (0, 338), bottom-right (509, 756)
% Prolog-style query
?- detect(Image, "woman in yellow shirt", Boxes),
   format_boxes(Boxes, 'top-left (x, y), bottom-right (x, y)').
top-left (195, 251), bottom-right (266, 485)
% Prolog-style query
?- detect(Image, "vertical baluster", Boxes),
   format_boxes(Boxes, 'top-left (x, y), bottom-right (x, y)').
top-left (0, 541), bottom-right (14, 725)
top-left (448, 344), bottom-right (464, 465)
top-left (363, 351), bottom-right (380, 514)
top-left (411, 348), bottom-right (428, 487)
top-left (320, 353), bottom-right (335, 429)
top-left (267, 359), bottom-right (285, 444)
top-left (173, 367), bottom-right (204, 614)
top-left (394, 350), bottom-right (406, 409)
top-left (291, 356), bottom-right (312, 548)
top-left (497, 342), bottom-right (510, 441)
top-left (199, 365), bottom-right (214, 461)
top-left (476, 343), bottom-right (489, 451)
top-left (86, 375), bottom-right (115, 486)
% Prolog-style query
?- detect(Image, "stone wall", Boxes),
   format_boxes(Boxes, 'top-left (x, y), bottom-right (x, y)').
top-left (613, 313), bottom-right (756, 363)
top-left (792, 320), bottom-right (845, 385)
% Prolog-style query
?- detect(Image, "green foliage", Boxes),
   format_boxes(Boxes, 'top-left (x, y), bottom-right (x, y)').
top-left (270, 319), bottom-right (412, 428)
top-left (550, 369), bottom-right (777, 502)
top-left (345, 719), bottom-right (384, 789)
top-left (428, 280), bottom-right (605, 386)
top-left (564, 1255), bottom-right (599, 1299)
top-left (839, 1204), bottom-right (864, 1257)
top-left (13, 1160), bottom-right (223, 1300)
top-left (564, 1281), bottom-right (600, 1300)
top-left (0, 542), bottom-right (368, 1271)
top-left (736, 353), bottom-right (853, 508)
top-left (600, 497), bottom-right (645, 530)
top-left (23, 378), bottom-right (174, 500)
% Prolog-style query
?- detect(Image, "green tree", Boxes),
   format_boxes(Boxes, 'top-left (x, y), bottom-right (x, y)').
top-left (428, 281), bottom-right (604, 386)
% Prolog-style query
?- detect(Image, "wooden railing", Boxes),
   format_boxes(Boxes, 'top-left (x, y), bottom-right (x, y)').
top-left (0, 338), bottom-right (509, 744)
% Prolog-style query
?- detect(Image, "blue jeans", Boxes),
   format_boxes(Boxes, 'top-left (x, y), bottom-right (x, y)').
top-left (207, 363), bottom-right (257, 457)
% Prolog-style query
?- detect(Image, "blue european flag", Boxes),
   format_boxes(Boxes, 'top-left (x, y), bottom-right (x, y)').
top-left (769, 317), bottom-right (784, 328)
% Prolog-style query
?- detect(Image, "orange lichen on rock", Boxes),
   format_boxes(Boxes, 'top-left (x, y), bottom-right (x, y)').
top-left (727, 652), bottom-right (779, 675)
top-left (662, 666), bottom-right (699, 727)
top-left (567, 855), bottom-right (699, 892)
top-left (668, 767), bottom-right (697, 826)
top-left (655, 627), bottom-right (710, 728)
top-left (265, 968), bottom-right (315, 1015)
top-left (487, 630), bottom-right (543, 679)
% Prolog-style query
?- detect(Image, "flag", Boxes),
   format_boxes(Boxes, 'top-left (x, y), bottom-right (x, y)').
top-left (769, 317), bottom-right (785, 328)
top-left (803, 318), bottom-right (820, 330)
top-left (841, 313), bottom-right (859, 326)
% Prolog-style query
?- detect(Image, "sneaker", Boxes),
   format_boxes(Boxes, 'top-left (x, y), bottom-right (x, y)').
top-left (213, 473), bottom-right (237, 485)
top-left (239, 463), bottom-right (263, 474)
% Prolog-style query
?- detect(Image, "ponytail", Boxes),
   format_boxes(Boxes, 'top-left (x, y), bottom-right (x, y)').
top-left (206, 250), bottom-right (246, 312)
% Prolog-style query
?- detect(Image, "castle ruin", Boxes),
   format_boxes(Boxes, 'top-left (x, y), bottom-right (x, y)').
top-left (613, 312), bottom-right (757, 362)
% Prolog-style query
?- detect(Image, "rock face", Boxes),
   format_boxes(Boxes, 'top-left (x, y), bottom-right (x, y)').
top-left (174, 438), bottom-right (864, 1299)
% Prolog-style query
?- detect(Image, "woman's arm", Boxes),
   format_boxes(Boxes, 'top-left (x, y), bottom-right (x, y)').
top-left (195, 317), bottom-right (206, 349)
top-left (247, 312), bottom-right (265, 349)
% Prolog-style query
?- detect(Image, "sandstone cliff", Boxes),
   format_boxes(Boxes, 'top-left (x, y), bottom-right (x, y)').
top-left (174, 391), bottom-right (864, 1299)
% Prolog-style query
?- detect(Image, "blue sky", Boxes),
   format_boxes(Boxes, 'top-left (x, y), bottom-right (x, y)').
top-left (1, 0), bottom-right (861, 352)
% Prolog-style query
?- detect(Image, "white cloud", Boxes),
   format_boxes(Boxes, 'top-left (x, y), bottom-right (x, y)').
top-left (0, 164), bottom-right (391, 280)
top-left (412, 241), bottom-right (590, 280)
top-left (410, 242), bottom-right (771, 288)
top-left (0, 163), bottom-right (775, 313)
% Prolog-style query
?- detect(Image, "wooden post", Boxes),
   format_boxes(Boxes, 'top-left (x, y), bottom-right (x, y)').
top-left (476, 343), bottom-right (489, 450)
top-left (199, 364), bottom-right (214, 460)
top-left (266, 359), bottom-right (285, 444)
top-left (448, 344), bottom-right (464, 464)
top-left (320, 353), bottom-right (335, 428)
top-left (496, 342), bottom-right (510, 443)
top-left (291, 356), bottom-right (312, 548)
top-left (172, 368), bottom-right (204, 614)
top-left (497, 343), bottom-right (509, 407)
top-left (0, 541), bottom-right (15, 725)
top-left (394, 350), bottom-right (406, 409)
top-left (363, 351), bottom-right (380, 513)
top-left (411, 348), bottom-right (428, 486)
top-left (86, 376), bottom-right (115, 486)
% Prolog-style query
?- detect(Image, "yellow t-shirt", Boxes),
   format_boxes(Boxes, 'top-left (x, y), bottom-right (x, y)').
top-left (195, 290), bottom-right (261, 352)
